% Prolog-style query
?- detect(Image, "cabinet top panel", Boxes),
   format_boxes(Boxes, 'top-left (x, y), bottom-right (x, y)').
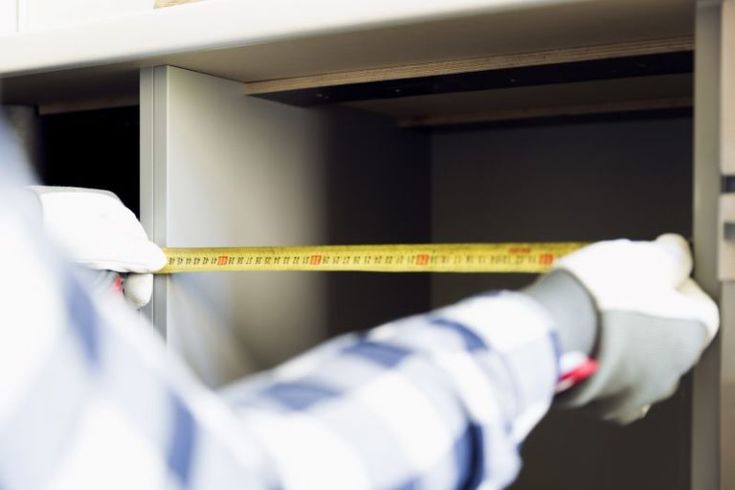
top-left (0, 0), bottom-right (692, 104)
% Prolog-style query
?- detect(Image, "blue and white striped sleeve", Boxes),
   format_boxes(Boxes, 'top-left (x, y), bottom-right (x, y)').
top-left (0, 199), bottom-right (563, 490)
top-left (0, 194), bottom-right (562, 490)
top-left (0, 117), bottom-right (564, 488)
top-left (0, 195), bottom-right (559, 490)
top-left (222, 291), bottom-right (562, 489)
top-left (0, 195), bottom-right (276, 489)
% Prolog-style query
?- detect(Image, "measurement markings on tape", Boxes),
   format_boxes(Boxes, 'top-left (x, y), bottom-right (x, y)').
top-left (159, 243), bottom-right (586, 274)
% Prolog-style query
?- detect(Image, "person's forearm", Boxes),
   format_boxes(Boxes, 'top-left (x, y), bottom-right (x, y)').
top-left (222, 291), bottom-right (566, 489)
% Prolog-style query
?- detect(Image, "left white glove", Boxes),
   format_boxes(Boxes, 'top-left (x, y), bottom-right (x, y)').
top-left (29, 186), bottom-right (166, 308)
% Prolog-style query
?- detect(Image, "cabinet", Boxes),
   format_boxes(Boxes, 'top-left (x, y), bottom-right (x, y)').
top-left (0, 0), bottom-right (730, 488)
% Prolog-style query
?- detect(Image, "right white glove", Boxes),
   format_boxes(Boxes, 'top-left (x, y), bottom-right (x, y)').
top-left (30, 186), bottom-right (165, 308)
top-left (527, 234), bottom-right (719, 424)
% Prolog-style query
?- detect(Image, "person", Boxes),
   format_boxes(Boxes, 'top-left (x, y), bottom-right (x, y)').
top-left (0, 117), bottom-right (719, 490)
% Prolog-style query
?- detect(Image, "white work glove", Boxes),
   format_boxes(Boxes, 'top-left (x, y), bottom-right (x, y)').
top-left (525, 234), bottom-right (719, 424)
top-left (29, 186), bottom-right (165, 308)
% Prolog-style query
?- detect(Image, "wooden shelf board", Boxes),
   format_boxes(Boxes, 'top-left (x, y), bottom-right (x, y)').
top-left (245, 37), bottom-right (692, 95)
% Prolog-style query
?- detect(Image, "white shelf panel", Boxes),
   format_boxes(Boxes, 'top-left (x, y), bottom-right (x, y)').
top-left (0, 0), bottom-right (692, 104)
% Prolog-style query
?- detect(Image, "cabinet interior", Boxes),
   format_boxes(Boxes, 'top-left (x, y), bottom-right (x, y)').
top-left (13, 52), bottom-right (694, 489)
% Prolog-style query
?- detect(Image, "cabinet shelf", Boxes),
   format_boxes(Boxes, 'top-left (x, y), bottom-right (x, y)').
top-left (1, 0), bottom-right (691, 107)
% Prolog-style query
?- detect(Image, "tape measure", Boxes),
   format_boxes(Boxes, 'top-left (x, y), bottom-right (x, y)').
top-left (159, 242), bottom-right (586, 274)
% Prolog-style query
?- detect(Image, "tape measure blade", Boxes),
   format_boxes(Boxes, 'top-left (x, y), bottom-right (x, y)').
top-left (158, 242), bottom-right (585, 274)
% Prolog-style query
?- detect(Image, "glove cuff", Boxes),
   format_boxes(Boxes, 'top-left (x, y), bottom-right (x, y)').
top-left (522, 270), bottom-right (598, 356)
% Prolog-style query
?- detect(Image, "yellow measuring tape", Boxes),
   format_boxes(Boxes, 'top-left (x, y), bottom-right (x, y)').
top-left (159, 242), bottom-right (586, 274)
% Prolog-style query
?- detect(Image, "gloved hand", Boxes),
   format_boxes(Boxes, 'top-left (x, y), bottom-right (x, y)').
top-left (29, 186), bottom-right (165, 308)
top-left (525, 234), bottom-right (719, 424)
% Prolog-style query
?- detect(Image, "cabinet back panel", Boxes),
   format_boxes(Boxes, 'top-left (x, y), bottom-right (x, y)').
top-left (432, 116), bottom-right (693, 490)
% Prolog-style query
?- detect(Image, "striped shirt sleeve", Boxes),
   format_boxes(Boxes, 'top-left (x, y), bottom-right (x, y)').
top-left (222, 291), bottom-right (560, 489)
top-left (0, 162), bottom-right (562, 489)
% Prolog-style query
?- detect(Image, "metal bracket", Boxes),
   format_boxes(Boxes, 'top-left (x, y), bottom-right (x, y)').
top-left (719, 193), bottom-right (735, 280)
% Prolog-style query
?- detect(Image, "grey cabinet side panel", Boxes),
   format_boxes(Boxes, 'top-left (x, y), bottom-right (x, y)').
top-left (140, 66), bottom-right (430, 388)
top-left (140, 66), bottom-right (169, 337)
top-left (722, 3), bottom-right (735, 488)
top-left (693, 2), bottom-right (725, 489)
